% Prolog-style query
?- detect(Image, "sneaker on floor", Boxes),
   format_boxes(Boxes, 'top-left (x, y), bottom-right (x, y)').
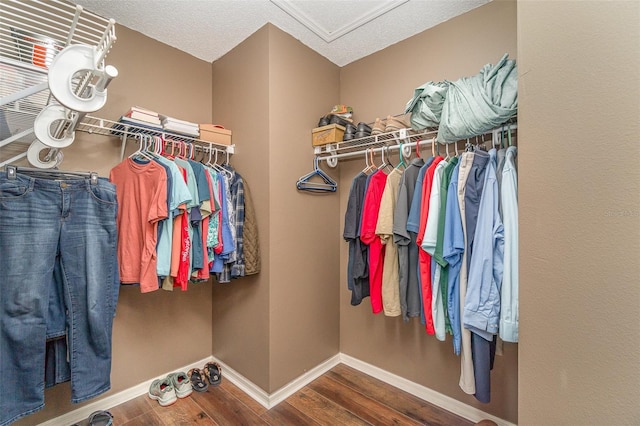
top-left (168, 371), bottom-right (193, 398)
top-left (148, 377), bottom-right (178, 406)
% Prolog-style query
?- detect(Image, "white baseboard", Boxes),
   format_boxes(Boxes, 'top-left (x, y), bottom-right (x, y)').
top-left (37, 356), bottom-right (214, 426)
top-left (267, 354), bottom-right (341, 408)
top-left (210, 353), bottom-right (341, 409)
top-left (40, 353), bottom-right (514, 426)
top-left (339, 353), bottom-right (516, 426)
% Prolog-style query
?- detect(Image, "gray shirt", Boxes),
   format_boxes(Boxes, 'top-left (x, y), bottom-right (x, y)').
top-left (393, 157), bottom-right (424, 321)
top-left (344, 172), bottom-right (370, 305)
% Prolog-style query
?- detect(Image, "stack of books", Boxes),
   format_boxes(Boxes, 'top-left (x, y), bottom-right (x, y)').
top-left (160, 115), bottom-right (200, 137)
top-left (119, 106), bottom-right (162, 130)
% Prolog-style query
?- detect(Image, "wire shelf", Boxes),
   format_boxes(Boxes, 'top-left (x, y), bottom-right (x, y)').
top-left (0, 0), bottom-right (117, 167)
top-left (76, 115), bottom-right (235, 160)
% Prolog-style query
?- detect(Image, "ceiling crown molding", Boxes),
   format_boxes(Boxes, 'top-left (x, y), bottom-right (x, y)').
top-left (270, 0), bottom-right (409, 43)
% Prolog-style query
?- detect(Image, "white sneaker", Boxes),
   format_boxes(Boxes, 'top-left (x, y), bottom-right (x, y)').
top-left (167, 371), bottom-right (193, 398)
top-left (148, 377), bottom-right (177, 406)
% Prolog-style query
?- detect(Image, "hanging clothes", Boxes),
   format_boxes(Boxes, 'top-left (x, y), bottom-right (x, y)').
top-left (360, 169), bottom-right (388, 314)
top-left (218, 164), bottom-right (246, 282)
top-left (455, 150), bottom-right (477, 395)
top-left (243, 180), bottom-right (261, 275)
top-left (344, 172), bottom-right (371, 305)
top-left (109, 158), bottom-right (168, 293)
top-left (499, 146), bottom-right (518, 343)
top-left (442, 161), bottom-right (464, 355)
top-left (0, 169), bottom-right (119, 426)
top-left (154, 155), bottom-right (192, 285)
top-left (416, 156), bottom-right (444, 334)
top-left (406, 157), bottom-right (434, 326)
top-left (393, 157), bottom-right (425, 321)
top-left (376, 167), bottom-right (403, 317)
top-left (433, 157), bottom-right (459, 338)
top-left (421, 158), bottom-right (449, 340)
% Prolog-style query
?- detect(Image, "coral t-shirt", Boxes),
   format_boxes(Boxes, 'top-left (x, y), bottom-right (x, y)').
top-left (110, 158), bottom-right (168, 293)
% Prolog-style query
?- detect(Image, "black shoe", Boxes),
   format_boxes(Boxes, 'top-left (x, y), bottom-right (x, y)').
top-left (329, 114), bottom-right (352, 128)
top-left (357, 122), bottom-right (372, 134)
top-left (343, 123), bottom-right (357, 141)
top-left (317, 115), bottom-right (330, 127)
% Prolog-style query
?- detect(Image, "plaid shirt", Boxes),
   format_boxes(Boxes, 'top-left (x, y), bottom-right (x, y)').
top-left (217, 166), bottom-right (245, 282)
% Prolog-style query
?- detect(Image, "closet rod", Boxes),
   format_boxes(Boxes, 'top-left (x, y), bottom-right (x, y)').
top-left (130, 133), bottom-right (232, 158)
top-left (317, 123), bottom-right (517, 165)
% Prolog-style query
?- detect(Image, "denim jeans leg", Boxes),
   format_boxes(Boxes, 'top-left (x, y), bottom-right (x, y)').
top-left (0, 173), bottom-right (118, 426)
top-left (59, 179), bottom-right (118, 403)
top-left (0, 173), bottom-right (61, 426)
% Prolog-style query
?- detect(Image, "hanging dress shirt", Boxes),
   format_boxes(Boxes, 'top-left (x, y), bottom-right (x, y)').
top-left (499, 146), bottom-right (518, 343)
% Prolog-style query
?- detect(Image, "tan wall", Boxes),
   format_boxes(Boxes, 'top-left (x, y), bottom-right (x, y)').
top-left (338, 1), bottom-right (518, 423)
top-left (517, 1), bottom-right (640, 424)
top-left (210, 24), bottom-right (341, 393)
top-left (15, 26), bottom-right (215, 425)
top-left (267, 24), bottom-right (341, 392)
top-left (211, 26), bottom-right (272, 391)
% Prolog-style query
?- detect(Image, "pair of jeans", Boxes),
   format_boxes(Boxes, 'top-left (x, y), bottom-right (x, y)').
top-left (0, 170), bottom-right (119, 426)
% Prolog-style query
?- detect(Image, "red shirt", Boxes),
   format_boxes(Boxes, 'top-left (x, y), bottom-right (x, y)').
top-left (416, 156), bottom-right (443, 334)
top-left (360, 170), bottom-right (388, 314)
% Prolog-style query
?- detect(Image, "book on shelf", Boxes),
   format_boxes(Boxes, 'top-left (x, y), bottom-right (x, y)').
top-left (129, 106), bottom-right (160, 116)
top-left (125, 107), bottom-right (161, 125)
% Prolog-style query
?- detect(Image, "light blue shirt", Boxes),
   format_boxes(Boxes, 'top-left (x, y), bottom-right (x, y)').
top-left (443, 161), bottom-right (464, 354)
top-left (154, 156), bottom-right (191, 277)
top-left (463, 149), bottom-right (504, 341)
top-left (174, 158), bottom-right (199, 276)
top-left (499, 146), bottom-right (518, 342)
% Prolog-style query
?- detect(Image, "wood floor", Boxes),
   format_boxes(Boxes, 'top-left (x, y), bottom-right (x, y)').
top-left (85, 364), bottom-right (473, 426)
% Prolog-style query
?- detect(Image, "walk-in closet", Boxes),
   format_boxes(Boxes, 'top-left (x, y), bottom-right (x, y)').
top-left (1, 0), bottom-right (638, 425)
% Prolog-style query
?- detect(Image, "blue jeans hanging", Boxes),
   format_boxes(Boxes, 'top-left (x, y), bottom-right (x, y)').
top-left (0, 171), bottom-right (119, 426)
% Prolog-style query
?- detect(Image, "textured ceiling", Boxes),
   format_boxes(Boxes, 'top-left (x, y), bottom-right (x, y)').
top-left (72, 0), bottom-right (489, 67)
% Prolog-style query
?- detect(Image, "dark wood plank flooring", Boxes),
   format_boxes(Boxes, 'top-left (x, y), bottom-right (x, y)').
top-left (93, 364), bottom-right (473, 425)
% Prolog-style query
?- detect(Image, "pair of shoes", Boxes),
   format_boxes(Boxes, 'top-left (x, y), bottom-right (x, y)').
top-left (343, 123), bottom-right (357, 141)
top-left (203, 362), bottom-right (223, 386)
top-left (148, 371), bottom-right (192, 406)
top-left (355, 122), bottom-right (372, 139)
top-left (385, 113), bottom-right (412, 132)
top-left (328, 114), bottom-right (352, 128)
top-left (371, 117), bottom-right (386, 135)
top-left (188, 368), bottom-right (209, 392)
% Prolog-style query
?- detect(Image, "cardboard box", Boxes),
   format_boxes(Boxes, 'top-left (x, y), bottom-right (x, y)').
top-left (199, 124), bottom-right (232, 146)
top-left (312, 124), bottom-right (345, 146)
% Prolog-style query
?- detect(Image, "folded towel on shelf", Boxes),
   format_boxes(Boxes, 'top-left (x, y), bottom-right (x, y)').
top-left (162, 121), bottom-right (200, 137)
top-left (115, 116), bottom-right (163, 132)
top-left (160, 115), bottom-right (199, 128)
